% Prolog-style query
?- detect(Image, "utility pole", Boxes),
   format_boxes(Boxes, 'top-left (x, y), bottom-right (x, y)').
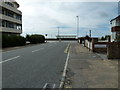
top-left (76, 16), bottom-right (79, 38)
top-left (57, 27), bottom-right (61, 42)
top-left (89, 30), bottom-right (92, 51)
top-left (89, 30), bottom-right (91, 38)
top-left (58, 27), bottom-right (60, 36)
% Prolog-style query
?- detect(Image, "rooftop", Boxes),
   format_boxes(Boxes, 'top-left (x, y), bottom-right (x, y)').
top-left (110, 15), bottom-right (120, 22)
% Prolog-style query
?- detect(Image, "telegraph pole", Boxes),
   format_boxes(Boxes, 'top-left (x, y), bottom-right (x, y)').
top-left (89, 30), bottom-right (91, 38)
top-left (76, 16), bottom-right (79, 38)
top-left (89, 30), bottom-right (92, 51)
top-left (58, 27), bottom-right (60, 36)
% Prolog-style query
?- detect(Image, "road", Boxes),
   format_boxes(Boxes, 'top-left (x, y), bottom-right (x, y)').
top-left (2, 42), bottom-right (69, 88)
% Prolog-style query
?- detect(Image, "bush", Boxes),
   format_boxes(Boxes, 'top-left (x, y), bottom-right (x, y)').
top-left (2, 35), bottom-right (26, 48)
top-left (27, 34), bottom-right (45, 44)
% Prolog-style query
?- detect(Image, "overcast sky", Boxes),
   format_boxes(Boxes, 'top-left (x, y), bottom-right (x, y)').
top-left (17, 0), bottom-right (119, 38)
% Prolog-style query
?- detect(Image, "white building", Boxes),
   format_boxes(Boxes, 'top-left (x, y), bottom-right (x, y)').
top-left (110, 15), bottom-right (120, 42)
top-left (0, 0), bottom-right (22, 36)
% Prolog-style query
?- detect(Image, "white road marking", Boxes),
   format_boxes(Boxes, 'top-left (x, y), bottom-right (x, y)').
top-left (0, 56), bottom-right (20, 63)
top-left (53, 84), bottom-right (56, 88)
top-left (42, 83), bottom-right (48, 90)
top-left (32, 48), bottom-right (44, 53)
top-left (64, 44), bottom-right (70, 53)
top-left (59, 44), bottom-right (70, 88)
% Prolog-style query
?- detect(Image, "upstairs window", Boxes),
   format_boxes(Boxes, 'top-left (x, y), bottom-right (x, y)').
top-left (16, 24), bottom-right (22, 30)
top-left (6, 11), bottom-right (14, 18)
top-left (111, 20), bottom-right (116, 27)
top-left (16, 14), bottom-right (22, 20)
top-left (0, 19), bottom-right (2, 27)
top-left (116, 19), bottom-right (120, 26)
top-left (0, 7), bottom-right (2, 14)
top-left (5, 2), bottom-right (14, 7)
top-left (6, 21), bottom-right (14, 28)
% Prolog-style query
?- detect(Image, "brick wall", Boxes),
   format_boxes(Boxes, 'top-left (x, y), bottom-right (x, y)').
top-left (107, 42), bottom-right (120, 59)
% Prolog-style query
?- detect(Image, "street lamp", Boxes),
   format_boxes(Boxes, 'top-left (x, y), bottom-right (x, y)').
top-left (76, 16), bottom-right (79, 38)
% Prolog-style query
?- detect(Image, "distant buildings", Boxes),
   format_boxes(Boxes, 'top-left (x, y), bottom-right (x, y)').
top-left (110, 15), bottom-right (120, 42)
top-left (0, 0), bottom-right (22, 36)
top-left (56, 35), bottom-right (77, 39)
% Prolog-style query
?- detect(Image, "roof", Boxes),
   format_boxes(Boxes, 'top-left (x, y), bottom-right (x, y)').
top-left (110, 15), bottom-right (120, 22)
top-left (12, 0), bottom-right (19, 8)
top-left (3, 0), bottom-right (20, 8)
top-left (13, 1), bottom-right (19, 8)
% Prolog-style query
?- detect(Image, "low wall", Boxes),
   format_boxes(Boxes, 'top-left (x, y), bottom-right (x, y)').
top-left (45, 38), bottom-right (78, 40)
top-left (93, 42), bottom-right (107, 53)
top-left (93, 48), bottom-right (107, 53)
top-left (107, 42), bottom-right (120, 59)
top-left (84, 39), bottom-right (107, 53)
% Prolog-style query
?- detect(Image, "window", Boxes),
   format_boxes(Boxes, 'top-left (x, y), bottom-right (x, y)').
top-left (0, 7), bottom-right (2, 14)
top-left (0, 19), bottom-right (2, 27)
top-left (112, 32), bottom-right (116, 41)
top-left (116, 19), bottom-right (120, 26)
top-left (116, 31), bottom-right (120, 40)
top-left (5, 2), bottom-right (14, 7)
top-left (6, 11), bottom-right (14, 17)
top-left (2, 20), bottom-right (6, 27)
top-left (16, 14), bottom-right (22, 20)
top-left (111, 20), bottom-right (116, 27)
top-left (16, 24), bottom-right (22, 30)
top-left (2, 9), bottom-right (5, 15)
top-left (6, 21), bottom-right (14, 28)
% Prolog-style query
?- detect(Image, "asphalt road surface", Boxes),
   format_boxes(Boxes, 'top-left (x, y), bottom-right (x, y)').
top-left (2, 42), bottom-right (69, 88)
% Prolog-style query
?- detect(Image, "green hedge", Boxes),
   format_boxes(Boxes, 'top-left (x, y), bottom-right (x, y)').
top-left (2, 35), bottom-right (26, 48)
top-left (26, 34), bottom-right (45, 44)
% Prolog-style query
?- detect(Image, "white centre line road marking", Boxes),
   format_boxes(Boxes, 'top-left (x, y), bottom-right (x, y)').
top-left (32, 48), bottom-right (44, 53)
top-left (0, 56), bottom-right (20, 63)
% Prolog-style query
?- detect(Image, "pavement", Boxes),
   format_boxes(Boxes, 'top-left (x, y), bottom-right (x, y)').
top-left (2, 42), bottom-right (69, 88)
top-left (64, 43), bottom-right (118, 88)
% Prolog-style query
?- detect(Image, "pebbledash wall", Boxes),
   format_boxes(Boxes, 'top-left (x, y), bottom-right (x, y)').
top-left (0, 0), bottom-right (22, 36)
